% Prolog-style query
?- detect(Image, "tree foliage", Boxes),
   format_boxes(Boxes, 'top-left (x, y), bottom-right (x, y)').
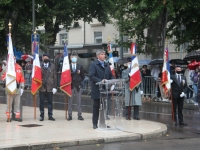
top-left (111, 0), bottom-right (200, 58)
top-left (0, 0), bottom-right (115, 57)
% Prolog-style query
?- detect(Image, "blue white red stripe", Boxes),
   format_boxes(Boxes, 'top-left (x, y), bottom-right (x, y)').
top-left (130, 43), bottom-right (137, 55)
top-left (60, 44), bottom-right (72, 97)
top-left (31, 44), bottom-right (42, 95)
top-left (129, 56), bottom-right (141, 91)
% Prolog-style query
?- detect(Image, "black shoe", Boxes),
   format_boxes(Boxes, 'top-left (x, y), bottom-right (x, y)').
top-left (15, 118), bottom-right (22, 122)
top-left (48, 117), bottom-right (55, 121)
top-left (93, 124), bottom-right (98, 129)
top-left (197, 131), bottom-right (200, 134)
top-left (179, 122), bottom-right (187, 126)
top-left (40, 117), bottom-right (44, 121)
top-left (67, 116), bottom-right (72, 121)
top-left (125, 117), bottom-right (128, 120)
top-left (78, 116), bottom-right (84, 120)
top-left (7, 118), bottom-right (11, 122)
top-left (134, 117), bottom-right (140, 120)
top-left (107, 125), bottom-right (111, 128)
top-left (175, 122), bottom-right (178, 126)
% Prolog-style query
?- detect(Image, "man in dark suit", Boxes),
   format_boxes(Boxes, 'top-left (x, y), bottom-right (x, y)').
top-left (171, 66), bottom-right (187, 126)
top-left (89, 49), bottom-right (114, 129)
top-left (39, 54), bottom-right (57, 121)
top-left (67, 52), bottom-right (85, 121)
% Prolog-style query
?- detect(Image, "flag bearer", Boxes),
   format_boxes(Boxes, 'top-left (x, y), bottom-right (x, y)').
top-left (2, 57), bottom-right (25, 122)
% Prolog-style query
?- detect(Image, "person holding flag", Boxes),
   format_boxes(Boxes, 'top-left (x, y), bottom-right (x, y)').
top-left (170, 65), bottom-right (188, 126)
top-left (1, 33), bottom-right (25, 122)
top-left (39, 54), bottom-right (57, 121)
top-left (122, 43), bottom-right (143, 120)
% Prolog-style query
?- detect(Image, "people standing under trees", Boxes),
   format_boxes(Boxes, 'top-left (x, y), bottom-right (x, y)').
top-left (122, 57), bottom-right (143, 120)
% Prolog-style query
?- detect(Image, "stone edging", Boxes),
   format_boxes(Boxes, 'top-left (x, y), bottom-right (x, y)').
top-left (0, 124), bottom-right (167, 150)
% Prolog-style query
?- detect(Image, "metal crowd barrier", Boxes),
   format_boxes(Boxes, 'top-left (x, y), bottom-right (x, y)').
top-left (23, 70), bottom-right (32, 89)
top-left (142, 76), bottom-right (158, 101)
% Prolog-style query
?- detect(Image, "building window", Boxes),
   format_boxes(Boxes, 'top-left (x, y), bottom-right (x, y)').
top-left (60, 33), bottom-right (68, 45)
top-left (94, 31), bottom-right (102, 44)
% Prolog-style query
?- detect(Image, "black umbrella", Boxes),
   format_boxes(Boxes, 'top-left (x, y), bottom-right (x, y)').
top-left (183, 51), bottom-right (200, 61)
top-left (148, 58), bottom-right (163, 65)
top-left (169, 59), bottom-right (188, 65)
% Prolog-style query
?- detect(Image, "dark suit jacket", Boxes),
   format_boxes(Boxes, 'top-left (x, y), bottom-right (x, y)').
top-left (39, 62), bottom-right (57, 92)
top-left (70, 63), bottom-right (85, 90)
top-left (171, 74), bottom-right (187, 99)
top-left (89, 60), bottom-right (114, 99)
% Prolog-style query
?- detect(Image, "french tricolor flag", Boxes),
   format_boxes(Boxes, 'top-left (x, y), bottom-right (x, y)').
top-left (60, 44), bottom-right (72, 97)
top-left (129, 43), bottom-right (141, 91)
top-left (31, 44), bottom-right (42, 95)
top-left (161, 48), bottom-right (171, 94)
top-left (130, 43), bottom-right (137, 55)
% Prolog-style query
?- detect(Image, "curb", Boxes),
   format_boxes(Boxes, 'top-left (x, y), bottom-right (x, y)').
top-left (0, 124), bottom-right (167, 150)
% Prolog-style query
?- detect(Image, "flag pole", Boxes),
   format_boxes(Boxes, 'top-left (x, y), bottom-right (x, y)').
top-left (65, 95), bottom-right (68, 119)
top-left (165, 38), bottom-right (175, 123)
top-left (128, 92), bottom-right (132, 120)
top-left (8, 20), bottom-right (12, 122)
top-left (33, 31), bottom-right (37, 119)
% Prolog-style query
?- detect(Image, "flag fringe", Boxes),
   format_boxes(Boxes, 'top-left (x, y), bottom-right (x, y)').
top-left (129, 81), bottom-right (141, 91)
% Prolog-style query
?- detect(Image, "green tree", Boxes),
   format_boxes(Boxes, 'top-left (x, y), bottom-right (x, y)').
top-left (167, 0), bottom-right (200, 52)
top-left (111, 0), bottom-right (200, 58)
top-left (0, 0), bottom-right (116, 57)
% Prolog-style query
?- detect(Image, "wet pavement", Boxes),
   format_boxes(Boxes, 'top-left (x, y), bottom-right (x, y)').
top-left (54, 102), bottom-right (200, 150)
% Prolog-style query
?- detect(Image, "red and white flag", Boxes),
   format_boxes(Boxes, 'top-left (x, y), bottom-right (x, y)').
top-left (6, 33), bottom-right (17, 94)
top-left (60, 44), bottom-right (72, 97)
top-left (161, 48), bottom-right (171, 94)
top-left (31, 44), bottom-right (42, 95)
top-left (129, 43), bottom-right (141, 91)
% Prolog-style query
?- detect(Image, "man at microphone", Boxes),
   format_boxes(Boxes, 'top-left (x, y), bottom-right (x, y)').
top-left (89, 49), bottom-right (114, 129)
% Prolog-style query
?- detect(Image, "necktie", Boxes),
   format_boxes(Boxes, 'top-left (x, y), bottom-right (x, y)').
top-left (177, 74), bottom-right (181, 83)
top-left (179, 75), bottom-right (181, 83)
top-left (72, 64), bottom-right (76, 72)
top-left (101, 61), bottom-right (104, 67)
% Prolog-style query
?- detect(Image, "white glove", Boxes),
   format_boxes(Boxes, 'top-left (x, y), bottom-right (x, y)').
top-left (110, 85), bottom-right (115, 91)
top-left (52, 88), bottom-right (57, 94)
top-left (180, 92), bottom-right (185, 97)
top-left (170, 79), bottom-right (173, 83)
top-left (102, 79), bottom-right (107, 82)
top-left (140, 91), bottom-right (143, 95)
top-left (20, 89), bottom-right (24, 96)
